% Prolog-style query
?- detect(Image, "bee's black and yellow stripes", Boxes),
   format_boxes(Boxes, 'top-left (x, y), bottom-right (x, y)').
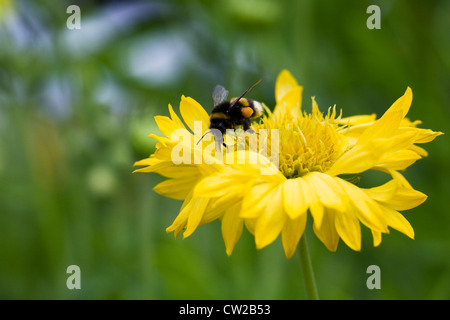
top-left (210, 112), bottom-right (229, 120)
top-left (230, 97), bottom-right (250, 107)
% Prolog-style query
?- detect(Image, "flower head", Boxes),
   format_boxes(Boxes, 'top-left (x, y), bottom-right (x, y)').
top-left (134, 70), bottom-right (443, 258)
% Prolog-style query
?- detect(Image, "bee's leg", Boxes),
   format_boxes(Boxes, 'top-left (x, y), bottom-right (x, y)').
top-left (243, 119), bottom-right (252, 131)
top-left (215, 136), bottom-right (223, 152)
top-left (213, 130), bottom-right (225, 152)
top-left (215, 141), bottom-right (229, 153)
top-left (213, 134), bottom-right (231, 153)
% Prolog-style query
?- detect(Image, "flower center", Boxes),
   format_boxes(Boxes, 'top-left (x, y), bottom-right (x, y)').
top-left (254, 102), bottom-right (348, 178)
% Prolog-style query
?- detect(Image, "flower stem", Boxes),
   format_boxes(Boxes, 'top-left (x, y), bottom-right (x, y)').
top-left (298, 235), bottom-right (319, 300)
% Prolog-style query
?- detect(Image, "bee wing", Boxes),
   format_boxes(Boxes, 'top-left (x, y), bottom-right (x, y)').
top-left (212, 85), bottom-right (229, 107)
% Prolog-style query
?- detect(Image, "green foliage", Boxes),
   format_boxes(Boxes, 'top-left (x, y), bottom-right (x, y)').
top-left (0, 0), bottom-right (449, 299)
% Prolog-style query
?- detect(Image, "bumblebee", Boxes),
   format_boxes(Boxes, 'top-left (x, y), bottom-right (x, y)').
top-left (199, 80), bottom-right (263, 150)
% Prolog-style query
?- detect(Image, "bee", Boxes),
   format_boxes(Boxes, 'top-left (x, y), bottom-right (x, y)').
top-left (198, 80), bottom-right (264, 150)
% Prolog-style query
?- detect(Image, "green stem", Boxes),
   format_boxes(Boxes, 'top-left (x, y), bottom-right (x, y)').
top-left (298, 235), bottom-right (319, 300)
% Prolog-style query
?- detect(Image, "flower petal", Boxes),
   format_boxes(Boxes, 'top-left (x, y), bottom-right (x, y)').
top-left (334, 207), bottom-right (361, 251)
top-left (313, 210), bottom-right (339, 252)
top-left (153, 176), bottom-right (199, 200)
top-left (221, 203), bottom-right (244, 256)
top-left (133, 160), bottom-right (174, 174)
top-left (148, 133), bottom-right (169, 146)
top-left (183, 197), bottom-right (210, 238)
top-left (336, 178), bottom-right (388, 233)
top-left (254, 184), bottom-right (286, 249)
top-left (154, 115), bottom-right (182, 138)
top-left (154, 165), bottom-right (200, 179)
top-left (166, 191), bottom-right (194, 238)
top-left (275, 69), bottom-right (300, 103)
top-left (365, 179), bottom-right (427, 211)
top-left (409, 145), bottom-right (428, 157)
top-left (241, 183), bottom-right (273, 219)
top-left (168, 103), bottom-right (185, 129)
top-left (281, 214), bottom-right (307, 258)
top-left (399, 127), bottom-right (443, 144)
top-left (194, 172), bottom-right (254, 201)
top-left (373, 149), bottom-right (422, 171)
top-left (371, 230), bottom-right (382, 247)
top-left (338, 114), bottom-right (377, 126)
top-left (381, 205), bottom-right (414, 239)
top-left (133, 156), bottom-right (158, 167)
top-left (303, 172), bottom-right (346, 212)
top-left (282, 178), bottom-right (311, 219)
top-left (363, 179), bottom-right (398, 202)
top-left (357, 87), bottom-right (412, 145)
top-left (325, 142), bottom-right (381, 176)
top-left (179, 95), bottom-right (210, 134)
top-left (273, 86), bottom-right (303, 118)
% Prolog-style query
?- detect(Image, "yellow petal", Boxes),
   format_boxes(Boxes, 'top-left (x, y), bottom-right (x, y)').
top-left (153, 142), bottom-right (177, 161)
top-left (168, 103), bottom-right (185, 129)
top-left (281, 214), bottom-right (307, 258)
top-left (148, 133), bottom-right (169, 145)
top-left (398, 127), bottom-right (443, 144)
top-left (282, 178), bottom-right (311, 219)
top-left (326, 142), bottom-right (381, 176)
top-left (244, 218), bottom-right (257, 235)
top-left (334, 207), bottom-right (361, 251)
top-left (179, 95), bottom-right (210, 134)
top-left (336, 178), bottom-right (388, 233)
top-left (133, 156), bottom-right (164, 172)
top-left (132, 160), bottom-right (174, 174)
top-left (329, 132), bottom-right (417, 176)
top-left (201, 194), bottom-right (237, 225)
top-left (166, 190), bottom-right (194, 238)
top-left (183, 197), bottom-right (210, 238)
top-left (153, 165), bottom-right (199, 179)
top-left (221, 203), bottom-right (244, 256)
top-left (381, 205), bottom-right (414, 239)
top-left (193, 174), bottom-right (242, 198)
top-left (313, 210), bottom-right (339, 252)
top-left (229, 151), bottom-right (286, 182)
top-left (254, 184), bottom-right (286, 249)
top-left (309, 200), bottom-right (324, 229)
top-left (303, 172), bottom-right (346, 212)
top-left (365, 180), bottom-right (427, 211)
top-left (371, 230), bottom-right (382, 247)
top-left (241, 183), bottom-right (273, 219)
top-left (387, 169), bottom-right (412, 188)
top-left (275, 69), bottom-right (300, 103)
top-left (273, 86), bottom-right (303, 118)
top-left (357, 87), bottom-right (412, 145)
top-left (133, 157), bottom-right (158, 167)
top-left (338, 122), bottom-right (373, 146)
top-left (153, 176), bottom-right (199, 200)
top-left (409, 145), bottom-right (428, 157)
top-left (378, 131), bottom-right (420, 155)
top-left (357, 110), bottom-right (403, 145)
top-left (338, 114), bottom-right (377, 126)
top-left (374, 149), bottom-right (422, 171)
top-left (362, 179), bottom-right (398, 203)
top-left (154, 115), bottom-right (182, 138)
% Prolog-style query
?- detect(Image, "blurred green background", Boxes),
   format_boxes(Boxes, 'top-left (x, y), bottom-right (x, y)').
top-left (0, 0), bottom-right (449, 299)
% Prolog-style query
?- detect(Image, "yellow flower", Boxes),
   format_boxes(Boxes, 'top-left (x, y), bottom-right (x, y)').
top-left (134, 70), bottom-right (443, 258)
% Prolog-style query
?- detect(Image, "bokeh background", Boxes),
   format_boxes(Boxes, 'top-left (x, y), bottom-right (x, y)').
top-left (0, 0), bottom-right (449, 299)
